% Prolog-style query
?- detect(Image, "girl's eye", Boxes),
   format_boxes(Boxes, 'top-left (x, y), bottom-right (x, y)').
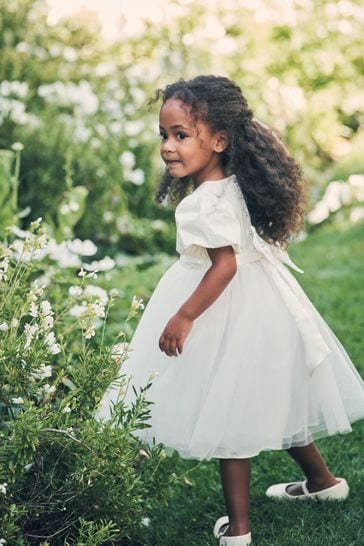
top-left (159, 133), bottom-right (167, 141)
top-left (177, 132), bottom-right (187, 140)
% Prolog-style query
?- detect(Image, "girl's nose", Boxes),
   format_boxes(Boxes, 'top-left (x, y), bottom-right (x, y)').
top-left (161, 137), bottom-right (176, 153)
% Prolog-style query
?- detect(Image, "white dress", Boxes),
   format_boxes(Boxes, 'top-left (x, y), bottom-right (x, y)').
top-left (95, 175), bottom-right (364, 460)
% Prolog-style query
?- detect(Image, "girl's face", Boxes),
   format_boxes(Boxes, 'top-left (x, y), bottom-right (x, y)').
top-left (159, 97), bottom-right (227, 185)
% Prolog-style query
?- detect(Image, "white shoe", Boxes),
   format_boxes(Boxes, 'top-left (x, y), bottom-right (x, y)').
top-left (213, 516), bottom-right (252, 545)
top-left (265, 477), bottom-right (349, 501)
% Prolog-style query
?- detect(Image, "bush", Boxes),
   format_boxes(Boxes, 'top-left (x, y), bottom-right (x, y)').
top-left (0, 220), bottom-right (169, 545)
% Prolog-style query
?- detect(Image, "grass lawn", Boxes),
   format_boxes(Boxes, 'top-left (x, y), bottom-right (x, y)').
top-left (134, 219), bottom-right (364, 546)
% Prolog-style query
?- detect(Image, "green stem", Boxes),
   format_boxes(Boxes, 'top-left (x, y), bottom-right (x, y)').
top-left (12, 151), bottom-right (21, 212)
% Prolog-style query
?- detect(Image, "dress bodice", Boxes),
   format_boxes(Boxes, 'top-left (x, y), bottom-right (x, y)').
top-left (175, 175), bottom-right (259, 265)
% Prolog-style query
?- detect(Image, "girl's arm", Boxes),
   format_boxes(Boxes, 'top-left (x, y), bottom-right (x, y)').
top-left (159, 246), bottom-right (237, 357)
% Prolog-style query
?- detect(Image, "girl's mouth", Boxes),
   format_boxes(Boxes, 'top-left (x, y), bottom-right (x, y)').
top-left (166, 160), bottom-right (181, 166)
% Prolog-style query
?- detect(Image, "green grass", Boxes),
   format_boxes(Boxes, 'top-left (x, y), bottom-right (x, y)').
top-left (132, 220), bottom-right (364, 546)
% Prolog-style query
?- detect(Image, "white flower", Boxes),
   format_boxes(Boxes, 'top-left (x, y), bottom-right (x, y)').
top-left (62, 404), bottom-right (72, 414)
top-left (0, 322), bottom-right (8, 332)
top-left (48, 340), bottom-right (60, 354)
top-left (69, 304), bottom-right (87, 318)
top-left (140, 516), bottom-right (151, 527)
top-left (40, 300), bottom-right (52, 316)
top-left (27, 281), bottom-right (45, 303)
top-left (350, 207), bottom-right (364, 223)
top-left (38, 80), bottom-right (98, 115)
top-left (11, 141), bottom-right (24, 151)
top-left (69, 285), bottom-right (83, 297)
top-left (89, 301), bottom-right (105, 318)
top-left (24, 463), bottom-right (34, 472)
top-left (44, 331), bottom-right (61, 355)
top-left (0, 483), bottom-right (7, 495)
top-left (10, 225), bottom-right (28, 238)
top-left (85, 269), bottom-right (98, 279)
top-left (41, 383), bottom-right (56, 396)
top-left (126, 168), bottom-right (145, 186)
top-left (11, 397), bottom-right (24, 404)
top-left (83, 285), bottom-right (108, 304)
top-left (83, 257), bottom-right (115, 272)
top-left (42, 314), bottom-right (54, 330)
top-left (10, 318), bottom-right (19, 328)
top-left (103, 211), bottom-right (114, 223)
top-left (63, 46), bottom-right (78, 62)
top-left (84, 328), bottom-right (95, 339)
top-left (67, 239), bottom-right (97, 256)
top-left (24, 323), bottom-right (39, 349)
top-left (111, 342), bottom-right (130, 364)
top-left (1, 80), bottom-right (28, 98)
top-left (30, 301), bottom-right (38, 317)
top-left (49, 43), bottom-right (61, 57)
top-left (131, 296), bottom-right (145, 311)
top-left (60, 204), bottom-right (70, 215)
top-left (0, 539), bottom-right (6, 545)
top-left (109, 288), bottom-right (118, 298)
top-left (69, 201), bottom-right (80, 212)
top-left (78, 267), bottom-right (87, 278)
top-left (124, 120), bottom-right (144, 136)
top-left (130, 87), bottom-right (145, 105)
top-left (149, 370), bottom-right (160, 381)
top-left (118, 150), bottom-right (135, 169)
top-left (48, 240), bottom-right (81, 268)
top-left (30, 364), bottom-right (52, 381)
top-left (16, 41), bottom-right (29, 52)
top-left (0, 257), bottom-right (10, 281)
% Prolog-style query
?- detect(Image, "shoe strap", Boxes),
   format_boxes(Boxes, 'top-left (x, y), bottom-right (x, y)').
top-left (301, 480), bottom-right (310, 496)
top-left (219, 523), bottom-right (230, 538)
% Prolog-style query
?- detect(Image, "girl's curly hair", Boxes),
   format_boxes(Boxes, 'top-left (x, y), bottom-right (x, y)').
top-left (151, 75), bottom-right (306, 247)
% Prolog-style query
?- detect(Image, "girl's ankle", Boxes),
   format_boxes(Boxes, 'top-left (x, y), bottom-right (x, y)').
top-left (226, 523), bottom-right (251, 536)
top-left (306, 475), bottom-right (340, 490)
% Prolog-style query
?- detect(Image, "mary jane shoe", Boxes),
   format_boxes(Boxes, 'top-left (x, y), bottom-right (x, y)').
top-left (213, 516), bottom-right (252, 545)
top-left (265, 477), bottom-right (349, 501)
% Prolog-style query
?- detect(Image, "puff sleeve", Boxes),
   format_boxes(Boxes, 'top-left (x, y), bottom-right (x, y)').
top-left (175, 191), bottom-right (242, 260)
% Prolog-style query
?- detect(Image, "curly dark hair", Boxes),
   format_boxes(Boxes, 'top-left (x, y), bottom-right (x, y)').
top-left (151, 75), bottom-right (306, 246)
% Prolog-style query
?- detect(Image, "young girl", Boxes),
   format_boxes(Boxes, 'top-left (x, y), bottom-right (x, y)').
top-left (96, 75), bottom-right (364, 545)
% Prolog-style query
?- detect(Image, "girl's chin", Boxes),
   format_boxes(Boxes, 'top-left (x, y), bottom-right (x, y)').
top-left (167, 166), bottom-right (186, 177)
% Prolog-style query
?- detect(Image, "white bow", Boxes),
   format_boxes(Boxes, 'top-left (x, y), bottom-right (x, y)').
top-left (250, 226), bottom-right (304, 274)
top-left (250, 226), bottom-right (331, 375)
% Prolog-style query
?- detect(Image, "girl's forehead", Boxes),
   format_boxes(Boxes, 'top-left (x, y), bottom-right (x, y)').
top-left (159, 97), bottom-right (193, 126)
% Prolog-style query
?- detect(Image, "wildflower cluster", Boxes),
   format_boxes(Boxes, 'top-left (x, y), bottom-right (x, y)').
top-left (0, 247), bottom-right (11, 282)
top-left (24, 281), bottom-right (61, 355)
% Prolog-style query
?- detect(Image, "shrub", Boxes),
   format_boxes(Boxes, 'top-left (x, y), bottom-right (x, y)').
top-left (0, 220), bottom-right (168, 545)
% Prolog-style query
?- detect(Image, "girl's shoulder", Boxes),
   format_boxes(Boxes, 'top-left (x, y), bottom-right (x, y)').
top-left (175, 178), bottom-right (243, 231)
top-left (176, 175), bottom-right (238, 215)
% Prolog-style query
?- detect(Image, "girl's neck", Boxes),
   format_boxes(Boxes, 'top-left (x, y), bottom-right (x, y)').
top-left (193, 166), bottom-right (227, 188)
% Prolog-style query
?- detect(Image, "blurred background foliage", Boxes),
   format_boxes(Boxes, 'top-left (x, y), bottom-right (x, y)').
top-left (0, 0), bottom-right (363, 254)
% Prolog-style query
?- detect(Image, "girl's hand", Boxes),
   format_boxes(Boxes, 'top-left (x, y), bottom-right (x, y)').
top-left (159, 311), bottom-right (193, 357)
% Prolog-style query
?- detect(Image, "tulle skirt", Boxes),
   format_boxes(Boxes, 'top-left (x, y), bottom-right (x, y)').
top-left (95, 258), bottom-right (364, 460)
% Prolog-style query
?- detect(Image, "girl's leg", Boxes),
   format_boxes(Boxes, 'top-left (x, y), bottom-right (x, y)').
top-left (219, 458), bottom-right (251, 536)
top-left (286, 442), bottom-right (341, 495)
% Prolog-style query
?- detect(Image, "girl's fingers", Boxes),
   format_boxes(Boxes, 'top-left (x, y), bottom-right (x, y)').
top-left (159, 334), bottom-right (172, 356)
top-left (170, 339), bottom-right (178, 357)
top-left (159, 334), bottom-right (181, 357)
top-left (167, 339), bottom-right (176, 357)
top-left (159, 335), bottom-right (165, 352)
top-left (176, 339), bottom-right (183, 355)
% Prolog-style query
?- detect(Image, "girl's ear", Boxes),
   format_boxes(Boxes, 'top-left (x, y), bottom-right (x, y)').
top-left (214, 130), bottom-right (229, 153)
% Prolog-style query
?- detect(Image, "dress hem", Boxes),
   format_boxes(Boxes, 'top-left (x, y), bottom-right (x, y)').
top-left (144, 414), bottom-right (364, 461)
